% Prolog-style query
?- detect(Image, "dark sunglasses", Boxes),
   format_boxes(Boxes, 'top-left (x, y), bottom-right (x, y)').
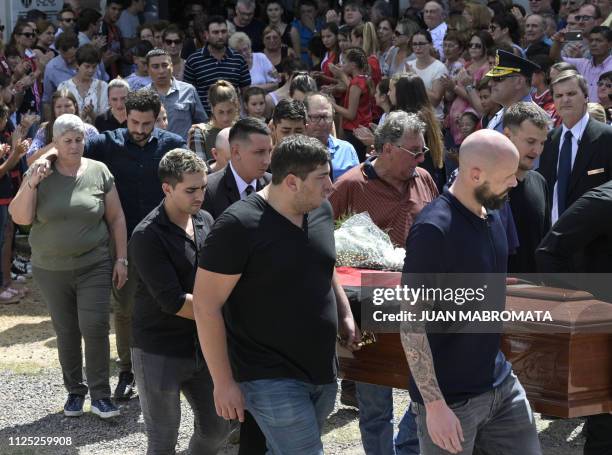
top-left (164, 38), bottom-right (182, 46)
top-left (19, 32), bottom-right (37, 38)
top-left (597, 80), bottom-right (612, 88)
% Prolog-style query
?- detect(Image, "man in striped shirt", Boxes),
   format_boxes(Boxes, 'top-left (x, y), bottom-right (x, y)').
top-left (183, 16), bottom-right (251, 115)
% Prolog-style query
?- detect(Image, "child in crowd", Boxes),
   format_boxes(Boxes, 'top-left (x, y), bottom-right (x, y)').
top-left (333, 47), bottom-right (373, 161)
top-left (243, 87), bottom-right (267, 121)
top-left (125, 40), bottom-right (154, 91)
top-left (458, 110), bottom-right (480, 144)
top-left (353, 78), bottom-right (392, 149)
top-left (477, 78), bottom-right (500, 129)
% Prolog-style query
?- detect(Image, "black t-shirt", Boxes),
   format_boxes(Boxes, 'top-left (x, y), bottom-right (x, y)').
top-left (508, 170), bottom-right (550, 274)
top-left (94, 109), bottom-right (127, 133)
top-left (199, 194), bottom-right (338, 384)
top-left (235, 20), bottom-right (266, 52)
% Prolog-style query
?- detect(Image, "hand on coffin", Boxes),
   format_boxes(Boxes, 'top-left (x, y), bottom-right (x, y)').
top-left (338, 315), bottom-right (362, 351)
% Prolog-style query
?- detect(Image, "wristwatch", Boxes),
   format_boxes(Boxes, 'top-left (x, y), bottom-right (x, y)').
top-left (116, 258), bottom-right (129, 266)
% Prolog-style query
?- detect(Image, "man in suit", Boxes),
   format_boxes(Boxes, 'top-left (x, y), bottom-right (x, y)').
top-left (538, 70), bottom-right (612, 225)
top-left (202, 118), bottom-right (273, 220)
top-left (535, 180), bottom-right (612, 455)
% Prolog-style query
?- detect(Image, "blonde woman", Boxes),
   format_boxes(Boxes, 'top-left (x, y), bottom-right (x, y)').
top-left (188, 80), bottom-right (240, 161)
top-left (229, 32), bottom-right (279, 92)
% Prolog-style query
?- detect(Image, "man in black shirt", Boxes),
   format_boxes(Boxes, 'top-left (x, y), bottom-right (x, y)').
top-left (402, 130), bottom-right (541, 455)
top-left (194, 135), bottom-right (359, 453)
top-left (129, 149), bottom-right (230, 453)
top-left (502, 102), bottom-right (551, 273)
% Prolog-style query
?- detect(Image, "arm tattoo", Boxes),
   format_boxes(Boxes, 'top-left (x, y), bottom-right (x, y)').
top-left (400, 296), bottom-right (444, 403)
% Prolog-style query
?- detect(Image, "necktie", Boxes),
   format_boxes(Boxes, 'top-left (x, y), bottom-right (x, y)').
top-left (557, 130), bottom-right (573, 216)
top-left (245, 185), bottom-right (254, 197)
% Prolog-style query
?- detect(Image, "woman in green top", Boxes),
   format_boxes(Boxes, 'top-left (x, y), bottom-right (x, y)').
top-left (9, 114), bottom-right (128, 420)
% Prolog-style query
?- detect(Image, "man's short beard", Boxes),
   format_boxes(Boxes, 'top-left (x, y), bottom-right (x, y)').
top-left (474, 182), bottom-right (509, 210)
top-left (209, 41), bottom-right (226, 51)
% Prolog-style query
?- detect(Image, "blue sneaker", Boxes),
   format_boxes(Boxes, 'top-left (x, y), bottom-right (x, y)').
top-left (91, 398), bottom-right (120, 419)
top-left (64, 394), bottom-right (84, 417)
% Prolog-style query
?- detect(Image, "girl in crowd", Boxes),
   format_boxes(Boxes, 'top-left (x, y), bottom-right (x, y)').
top-left (351, 22), bottom-right (382, 85)
top-left (390, 72), bottom-right (446, 190)
top-left (263, 26), bottom-right (296, 75)
top-left (353, 77), bottom-right (393, 148)
top-left (265, 59), bottom-right (308, 114)
top-left (125, 41), bottom-right (153, 92)
top-left (8, 21), bottom-right (37, 59)
top-left (10, 113), bottom-right (127, 420)
top-left (94, 78), bottom-right (129, 132)
top-left (384, 18), bottom-right (419, 77)
top-left (405, 30), bottom-right (448, 120)
top-left (189, 80), bottom-right (240, 160)
top-left (33, 20), bottom-right (58, 70)
top-left (26, 89), bottom-right (99, 166)
top-left (333, 47), bottom-right (373, 161)
top-left (243, 87), bottom-right (267, 121)
top-left (229, 33), bottom-right (279, 93)
top-left (137, 23), bottom-right (156, 47)
top-left (289, 72), bottom-right (317, 101)
top-left (440, 31), bottom-right (469, 148)
top-left (291, 0), bottom-right (323, 66)
top-left (58, 44), bottom-right (108, 124)
top-left (312, 22), bottom-right (340, 88)
top-left (265, 0), bottom-right (293, 47)
top-left (4, 45), bottom-right (40, 121)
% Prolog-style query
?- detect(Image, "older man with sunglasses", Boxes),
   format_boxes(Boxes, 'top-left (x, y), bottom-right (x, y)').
top-left (486, 50), bottom-right (544, 132)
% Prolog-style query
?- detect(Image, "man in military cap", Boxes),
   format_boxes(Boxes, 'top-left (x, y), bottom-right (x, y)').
top-left (486, 50), bottom-right (544, 132)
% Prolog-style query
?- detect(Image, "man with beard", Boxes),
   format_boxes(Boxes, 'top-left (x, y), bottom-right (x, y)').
top-left (84, 89), bottom-right (187, 400)
top-left (184, 16), bottom-right (251, 115)
top-left (503, 102), bottom-right (551, 273)
top-left (193, 135), bottom-right (359, 454)
top-left (401, 129), bottom-right (542, 455)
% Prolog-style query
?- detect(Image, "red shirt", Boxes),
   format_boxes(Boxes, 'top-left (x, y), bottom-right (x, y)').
top-left (343, 75), bottom-right (372, 131)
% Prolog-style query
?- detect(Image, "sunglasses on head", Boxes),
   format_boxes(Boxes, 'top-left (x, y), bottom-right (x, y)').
top-left (164, 38), bottom-right (182, 45)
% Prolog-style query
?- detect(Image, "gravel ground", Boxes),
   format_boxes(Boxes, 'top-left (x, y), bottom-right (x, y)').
top-left (0, 266), bottom-right (586, 454)
top-left (0, 367), bottom-right (585, 455)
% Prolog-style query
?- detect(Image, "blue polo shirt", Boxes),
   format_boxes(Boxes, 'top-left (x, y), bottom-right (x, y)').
top-left (403, 189), bottom-right (512, 404)
top-left (328, 135), bottom-right (359, 181)
top-left (85, 128), bottom-right (187, 236)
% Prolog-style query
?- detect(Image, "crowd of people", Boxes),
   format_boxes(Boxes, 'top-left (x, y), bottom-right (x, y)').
top-left (1, 0), bottom-right (612, 453)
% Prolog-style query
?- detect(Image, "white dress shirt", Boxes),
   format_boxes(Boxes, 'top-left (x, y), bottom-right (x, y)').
top-left (429, 22), bottom-right (448, 61)
top-left (230, 161), bottom-right (258, 200)
top-left (551, 112), bottom-right (590, 224)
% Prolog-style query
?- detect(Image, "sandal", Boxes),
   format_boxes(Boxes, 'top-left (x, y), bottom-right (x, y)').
top-left (0, 289), bottom-right (20, 304)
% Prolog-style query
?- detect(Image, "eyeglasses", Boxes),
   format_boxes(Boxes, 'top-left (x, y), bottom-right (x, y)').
top-left (597, 80), bottom-right (612, 88)
top-left (19, 32), bottom-right (37, 38)
top-left (164, 38), bottom-right (182, 46)
top-left (394, 144), bottom-right (429, 159)
top-left (308, 114), bottom-right (332, 123)
top-left (61, 17), bottom-right (76, 23)
top-left (575, 15), bottom-right (594, 21)
top-left (469, 42), bottom-right (483, 49)
top-left (412, 41), bottom-right (429, 47)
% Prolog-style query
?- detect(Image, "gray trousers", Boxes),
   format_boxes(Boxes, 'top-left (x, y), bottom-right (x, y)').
top-left (132, 347), bottom-right (231, 455)
top-left (33, 260), bottom-right (113, 400)
top-left (111, 252), bottom-right (137, 373)
top-left (413, 372), bottom-right (542, 455)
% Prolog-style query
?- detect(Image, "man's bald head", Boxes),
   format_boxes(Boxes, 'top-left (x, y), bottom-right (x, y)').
top-left (455, 129), bottom-right (519, 211)
top-left (212, 127), bottom-right (231, 168)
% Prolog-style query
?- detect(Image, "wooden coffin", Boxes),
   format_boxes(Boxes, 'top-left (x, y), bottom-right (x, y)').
top-left (337, 268), bottom-right (612, 418)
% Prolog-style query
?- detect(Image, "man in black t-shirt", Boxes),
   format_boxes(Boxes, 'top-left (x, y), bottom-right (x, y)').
top-left (194, 135), bottom-right (359, 453)
top-left (502, 102), bottom-right (551, 274)
top-left (129, 149), bottom-right (230, 453)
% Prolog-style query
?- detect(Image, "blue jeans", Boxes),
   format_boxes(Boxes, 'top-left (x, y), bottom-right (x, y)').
top-left (413, 372), bottom-right (542, 455)
top-left (356, 382), bottom-right (420, 455)
top-left (239, 378), bottom-right (337, 455)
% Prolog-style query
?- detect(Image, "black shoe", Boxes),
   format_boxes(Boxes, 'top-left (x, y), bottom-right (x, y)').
top-left (64, 393), bottom-right (85, 417)
top-left (91, 398), bottom-right (120, 419)
top-left (114, 371), bottom-right (135, 401)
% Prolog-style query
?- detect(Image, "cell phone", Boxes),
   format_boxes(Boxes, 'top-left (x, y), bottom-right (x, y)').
top-left (565, 31), bottom-right (583, 42)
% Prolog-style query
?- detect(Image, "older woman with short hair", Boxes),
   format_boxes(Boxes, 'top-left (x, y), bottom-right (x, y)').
top-left (229, 32), bottom-right (279, 92)
top-left (9, 114), bottom-right (127, 420)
